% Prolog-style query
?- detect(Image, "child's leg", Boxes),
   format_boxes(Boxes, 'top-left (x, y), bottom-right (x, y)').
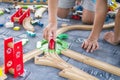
top-left (57, 8), bottom-right (70, 18)
top-left (81, 0), bottom-right (95, 24)
top-left (104, 9), bottom-right (120, 45)
top-left (57, 0), bottom-right (76, 18)
top-left (82, 9), bottom-right (94, 24)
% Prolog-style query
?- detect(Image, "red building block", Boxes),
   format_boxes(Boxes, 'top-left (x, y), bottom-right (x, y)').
top-left (4, 37), bottom-right (24, 78)
top-left (11, 8), bottom-right (30, 24)
top-left (48, 39), bottom-right (55, 50)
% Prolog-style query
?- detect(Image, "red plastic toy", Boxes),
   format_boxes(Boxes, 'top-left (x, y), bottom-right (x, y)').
top-left (71, 15), bottom-right (81, 20)
top-left (48, 39), bottom-right (55, 50)
top-left (4, 37), bottom-right (24, 78)
top-left (11, 8), bottom-right (30, 24)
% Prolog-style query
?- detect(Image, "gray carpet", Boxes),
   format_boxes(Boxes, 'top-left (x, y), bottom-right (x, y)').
top-left (0, 2), bottom-right (120, 80)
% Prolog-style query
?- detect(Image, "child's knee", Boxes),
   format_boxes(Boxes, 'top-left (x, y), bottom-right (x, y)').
top-left (82, 17), bottom-right (94, 25)
top-left (57, 8), bottom-right (70, 18)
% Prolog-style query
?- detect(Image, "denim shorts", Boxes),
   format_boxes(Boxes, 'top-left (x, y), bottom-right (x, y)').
top-left (58, 0), bottom-right (95, 11)
top-left (58, 0), bottom-right (112, 12)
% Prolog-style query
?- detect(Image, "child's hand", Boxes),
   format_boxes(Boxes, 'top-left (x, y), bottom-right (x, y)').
top-left (43, 23), bottom-right (57, 41)
top-left (81, 38), bottom-right (99, 52)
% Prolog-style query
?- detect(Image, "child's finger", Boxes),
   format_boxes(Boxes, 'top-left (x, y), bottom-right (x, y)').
top-left (43, 28), bottom-right (47, 40)
top-left (81, 40), bottom-right (86, 48)
top-left (48, 31), bottom-right (53, 41)
top-left (91, 44), bottom-right (96, 52)
top-left (86, 43), bottom-right (92, 52)
top-left (95, 43), bottom-right (99, 50)
top-left (83, 40), bottom-right (89, 49)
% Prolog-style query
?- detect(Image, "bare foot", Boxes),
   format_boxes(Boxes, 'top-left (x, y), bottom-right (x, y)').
top-left (104, 31), bottom-right (120, 45)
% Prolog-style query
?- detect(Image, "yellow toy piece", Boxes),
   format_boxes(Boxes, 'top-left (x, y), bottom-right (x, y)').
top-left (0, 68), bottom-right (3, 76)
top-left (0, 67), bottom-right (7, 80)
top-left (108, 0), bottom-right (118, 11)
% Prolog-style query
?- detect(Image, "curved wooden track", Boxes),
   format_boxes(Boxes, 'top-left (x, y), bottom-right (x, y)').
top-left (56, 22), bottom-right (120, 77)
top-left (57, 22), bottom-right (114, 35)
top-left (22, 17), bottom-right (35, 32)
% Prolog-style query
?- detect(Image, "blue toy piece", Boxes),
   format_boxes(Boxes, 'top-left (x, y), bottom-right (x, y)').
top-left (30, 0), bottom-right (34, 3)
top-left (0, 19), bottom-right (5, 27)
top-left (105, 15), bottom-right (110, 22)
top-left (36, 0), bottom-right (40, 2)
top-left (31, 19), bottom-right (44, 27)
top-left (37, 21), bottom-right (44, 27)
top-left (26, 31), bottom-right (36, 37)
top-left (23, 0), bottom-right (27, 3)
top-left (4, 8), bottom-right (10, 14)
top-left (76, 6), bottom-right (83, 11)
top-left (0, 24), bottom-right (4, 27)
top-left (43, 0), bottom-right (46, 2)
top-left (31, 20), bottom-right (39, 25)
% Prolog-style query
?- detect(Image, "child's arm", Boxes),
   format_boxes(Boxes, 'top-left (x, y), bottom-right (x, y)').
top-left (82, 0), bottom-right (108, 52)
top-left (43, 0), bottom-right (58, 40)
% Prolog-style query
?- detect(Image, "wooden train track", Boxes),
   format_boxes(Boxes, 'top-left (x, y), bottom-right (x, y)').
top-left (57, 22), bottom-right (114, 35)
top-left (0, 21), bottom-right (118, 80)
top-left (22, 17), bottom-right (35, 32)
top-left (35, 53), bottom-right (98, 80)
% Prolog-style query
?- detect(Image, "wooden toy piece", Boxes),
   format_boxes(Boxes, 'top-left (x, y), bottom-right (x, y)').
top-left (22, 17), bottom-right (35, 32)
top-left (0, 68), bottom-right (7, 80)
top-left (56, 22), bottom-right (114, 35)
top-left (57, 34), bottom-right (68, 40)
top-left (61, 23), bottom-right (68, 27)
top-left (35, 6), bottom-right (48, 18)
top-left (23, 49), bottom-right (43, 63)
top-left (71, 14), bottom-right (81, 20)
top-left (36, 41), bottom-right (41, 49)
top-left (26, 31), bottom-right (36, 37)
top-left (13, 26), bottom-right (21, 31)
top-left (11, 8), bottom-right (30, 24)
top-left (22, 39), bottom-right (29, 46)
top-left (61, 49), bottom-right (120, 76)
top-left (0, 48), bottom-right (43, 76)
top-left (4, 37), bottom-right (24, 78)
top-left (34, 53), bottom-right (98, 80)
top-left (59, 68), bottom-right (88, 80)
top-left (5, 22), bottom-right (14, 28)
top-left (31, 19), bottom-right (44, 27)
top-left (0, 10), bottom-right (4, 16)
top-left (48, 39), bottom-right (55, 50)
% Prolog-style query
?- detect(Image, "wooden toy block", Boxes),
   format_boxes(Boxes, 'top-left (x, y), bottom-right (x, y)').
top-left (34, 53), bottom-right (98, 80)
top-left (1, 49), bottom-right (43, 70)
top-left (48, 39), bottom-right (55, 50)
top-left (0, 68), bottom-right (7, 80)
top-left (35, 6), bottom-right (48, 18)
top-left (11, 8), bottom-right (30, 24)
top-left (22, 17), bottom-right (34, 32)
top-left (4, 37), bottom-right (24, 78)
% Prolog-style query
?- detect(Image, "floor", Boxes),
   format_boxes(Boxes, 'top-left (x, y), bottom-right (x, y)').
top-left (0, 2), bottom-right (120, 80)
